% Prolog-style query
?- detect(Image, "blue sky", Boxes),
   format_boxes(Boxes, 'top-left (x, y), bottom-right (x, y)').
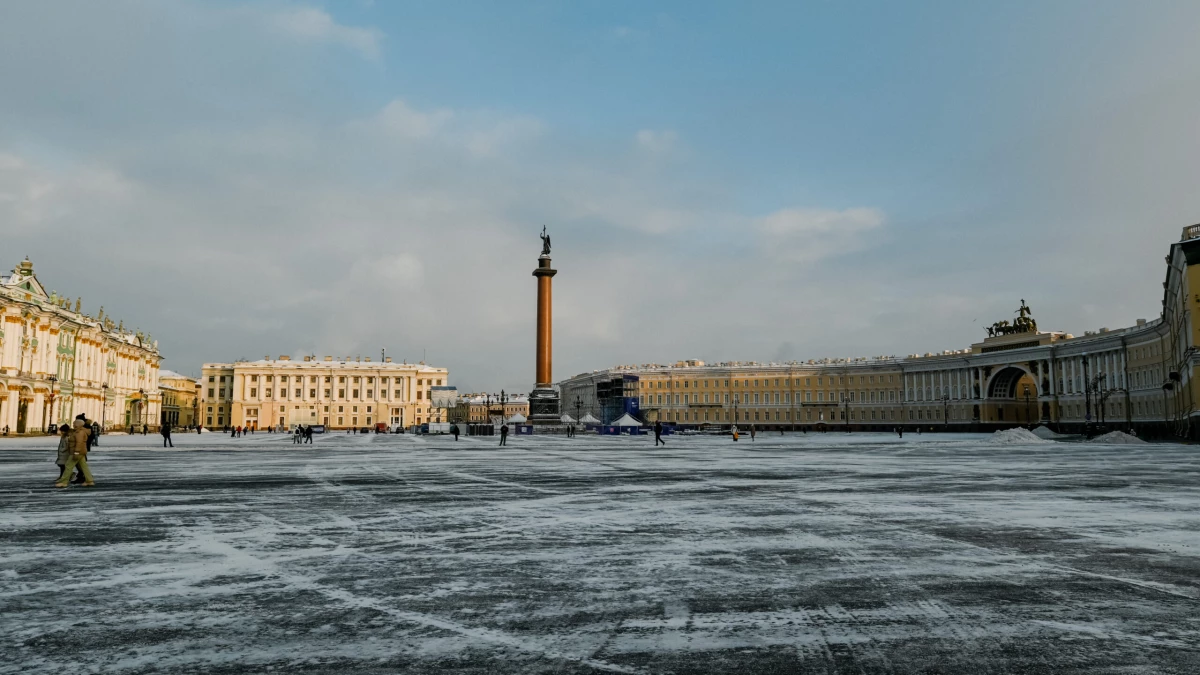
top-left (1, 1), bottom-right (1197, 392)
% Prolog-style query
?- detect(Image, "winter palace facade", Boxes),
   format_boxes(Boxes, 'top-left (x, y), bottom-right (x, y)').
top-left (1, 258), bottom-right (162, 434)
top-left (560, 226), bottom-right (1200, 440)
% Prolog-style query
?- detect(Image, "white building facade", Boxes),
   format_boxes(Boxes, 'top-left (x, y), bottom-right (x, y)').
top-left (201, 356), bottom-right (449, 430)
top-left (1, 258), bottom-right (162, 434)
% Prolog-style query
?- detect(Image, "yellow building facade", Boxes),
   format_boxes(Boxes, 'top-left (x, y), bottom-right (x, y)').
top-left (201, 356), bottom-right (448, 431)
top-left (158, 370), bottom-right (199, 428)
top-left (560, 227), bottom-right (1200, 439)
top-left (0, 258), bottom-right (162, 434)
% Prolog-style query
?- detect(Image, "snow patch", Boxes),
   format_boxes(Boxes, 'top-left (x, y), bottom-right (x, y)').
top-left (991, 428), bottom-right (1053, 445)
top-left (1091, 430), bottom-right (1147, 445)
top-left (1031, 425), bottom-right (1067, 440)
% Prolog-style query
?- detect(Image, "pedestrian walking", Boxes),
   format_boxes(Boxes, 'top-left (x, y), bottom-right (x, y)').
top-left (197, 424), bottom-right (202, 435)
top-left (304, 425), bottom-right (313, 444)
top-left (55, 424), bottom-right (71, 481)
top-left (54, 419), bottom-right (95, 488)
top-left (750, 425), bottom-right (756, 441)
top-left (732, 424), bottom-right (739, 441)
top-left (162, 422), bottom-right (173, 448)
top-left (90, 421), bottom-right (100, 447)
top-left (293, 427), bottom-right (301, 444)
top-left (142, 423), bottom-right (148, 435)
top-left (451, 424), bottom-right (459, 441)
top-left (499, 423), bottom-right (508, 446)
top-left (654, 420), bottom-right (665, 446)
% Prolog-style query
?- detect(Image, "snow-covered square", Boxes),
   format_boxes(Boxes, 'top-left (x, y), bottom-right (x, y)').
top-left (1, 431), bottom-right (1198, 674)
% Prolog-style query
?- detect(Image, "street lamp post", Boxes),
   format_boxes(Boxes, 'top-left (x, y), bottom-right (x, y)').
top-left (942, 394), bottom-right (950, 429)
top-left (1023, 385), bottom-right (1032, 427)
top-left (843, 393), bottom-right (851, 433)
top-left (1082, 354), bottom-right (1092, 437)
top-left (139, 388), bottom-right (146, 433)
top-left (45, 375), bottom-right (58, 433)
top-left (101, 383), bottom-right (108, 433)
top-left (574, 395), bottom-right (583, 426)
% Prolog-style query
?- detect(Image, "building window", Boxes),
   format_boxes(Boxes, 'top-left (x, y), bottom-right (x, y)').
top-left (366, 390), bottom-right (373, 398)
top-left (250, 388), bottom-right (257, 397)
top-left (295, 389), bottom-right (301, 397)
top-left (338, 389), bottom-right (345, 398)
top-left (324, 389), bottom-right (331, 397)
top-left (251, 375), bottom-right (258, 382)
top-left (208, 376), bottom-right (214, 383)
top-left (366, 406), bottom-right (373, 413)
top-left (309, 389), bottom-right (316, 398)
top-left (353, 389), bottom-right (359, 398)
top-left (265, 389), bottom-right (272, 398)
top-left (208, 388), bottom-right (215, 398)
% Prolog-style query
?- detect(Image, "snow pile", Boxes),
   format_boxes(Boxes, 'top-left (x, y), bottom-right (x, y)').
top-left (1091, 430), bottom-right (1147, 445)
top-left (1031, 425), bottom-right (1066, 440)
top-left (991, 428), bottom-right (1053, 445)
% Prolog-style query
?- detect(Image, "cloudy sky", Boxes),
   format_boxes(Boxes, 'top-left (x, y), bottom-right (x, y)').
top-left (2, 1), bottom-right (1198, 393)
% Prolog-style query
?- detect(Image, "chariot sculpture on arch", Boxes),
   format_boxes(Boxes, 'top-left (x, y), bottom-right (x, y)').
top-left (986, 299), bottom-right (1038, 337)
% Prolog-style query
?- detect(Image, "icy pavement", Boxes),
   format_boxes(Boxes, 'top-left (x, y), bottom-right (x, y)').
top-left (1, 432), bottom-right (1198, 674)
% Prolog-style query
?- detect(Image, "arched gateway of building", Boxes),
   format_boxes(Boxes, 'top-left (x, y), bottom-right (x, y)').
top-left (984, 366), bottom-right (1042, 424)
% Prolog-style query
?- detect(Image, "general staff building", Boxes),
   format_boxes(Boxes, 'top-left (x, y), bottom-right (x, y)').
top-left (560, 226), bottom-right (1200, 440)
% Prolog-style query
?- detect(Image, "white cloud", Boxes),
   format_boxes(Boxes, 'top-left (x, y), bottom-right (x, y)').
top-left (758, 207), bottom-right (886, 263)
top-left (374, 100), bottom-right (452, 140)
top-left (635, 129), bottom-right (678, 155)
top-left (361, 99), bottom-right (542, 156)
top-left (263, 6), bottom-right (382, 59)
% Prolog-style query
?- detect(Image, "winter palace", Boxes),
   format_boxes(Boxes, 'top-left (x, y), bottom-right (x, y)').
top-left (560, 225), bottom-right (1200, 440)
top-left (0, 258), bottom-right (161, 434)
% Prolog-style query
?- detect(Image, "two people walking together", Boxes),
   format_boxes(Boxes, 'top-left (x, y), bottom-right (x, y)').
top-left (54, 417), bottom-right (95, 488)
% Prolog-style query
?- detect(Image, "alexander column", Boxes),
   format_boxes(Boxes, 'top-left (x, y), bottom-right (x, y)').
top-left (529, 226), bottom-right (561, 425)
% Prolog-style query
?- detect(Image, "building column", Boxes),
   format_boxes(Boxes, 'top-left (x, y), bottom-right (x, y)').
top-left (3, 390), bottom-right (16, 432)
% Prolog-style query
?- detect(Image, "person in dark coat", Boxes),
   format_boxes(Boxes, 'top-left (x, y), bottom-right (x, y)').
top-left (451, 424), bottom-right (459, 441)
top-left (142, 423), bottom-right (148, 435)
top-left (162, 422), bottom-right (173, 448)
top-left (654, 420), bottom-right (665, 446)
top-left (499, 423), bottom-right (508, 446)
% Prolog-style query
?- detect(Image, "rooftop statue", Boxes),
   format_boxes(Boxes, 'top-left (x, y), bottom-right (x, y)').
top-left (987, 300), bottom-right (1038, 337)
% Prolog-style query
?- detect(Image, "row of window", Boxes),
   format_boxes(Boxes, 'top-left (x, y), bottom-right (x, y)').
top-left (645, 375), bottom-right (898, 390)
top-left (646, 390), bottom-right (901, 406)
top-left (208, 374), bottom-right (443, 386)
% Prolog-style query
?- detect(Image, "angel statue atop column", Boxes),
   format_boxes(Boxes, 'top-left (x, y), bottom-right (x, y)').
top-left (540, 225), bottom-right (551, 256)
